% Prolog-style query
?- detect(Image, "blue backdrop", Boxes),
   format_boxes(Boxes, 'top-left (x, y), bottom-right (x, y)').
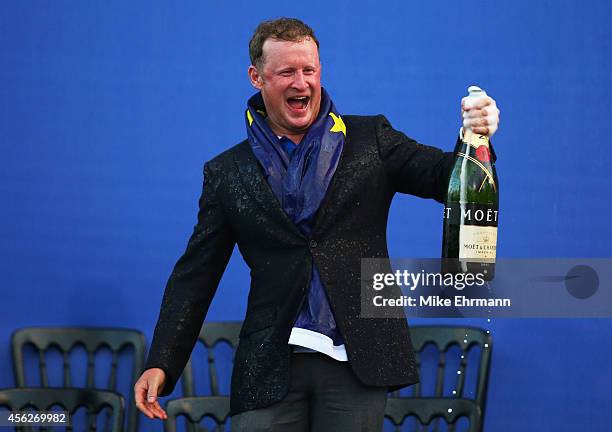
top-left (1, 1), bottom-right (611, 431)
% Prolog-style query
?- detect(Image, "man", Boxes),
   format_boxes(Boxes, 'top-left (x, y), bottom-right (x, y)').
top-left (134, 17), bottom-right (499, 431)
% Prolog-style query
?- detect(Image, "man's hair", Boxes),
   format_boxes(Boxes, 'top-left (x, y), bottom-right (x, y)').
top-left (249, 18), bottom-right (319, 69)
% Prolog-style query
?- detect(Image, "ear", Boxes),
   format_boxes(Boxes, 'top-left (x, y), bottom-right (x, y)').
top-left (248, 65), bottom-right (263, 90)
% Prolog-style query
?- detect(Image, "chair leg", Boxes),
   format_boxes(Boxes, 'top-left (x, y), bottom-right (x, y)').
top-left (86, 409), bottom-right (97, 431)
top-left (188, 417), bottom-right (198, 432)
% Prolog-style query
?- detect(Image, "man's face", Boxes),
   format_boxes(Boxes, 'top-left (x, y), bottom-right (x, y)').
top-left (248, 38), bottom-right (322, 141)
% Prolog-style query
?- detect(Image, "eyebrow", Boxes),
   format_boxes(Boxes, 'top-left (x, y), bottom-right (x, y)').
top-left (275, 65), bottom-right (318, 73)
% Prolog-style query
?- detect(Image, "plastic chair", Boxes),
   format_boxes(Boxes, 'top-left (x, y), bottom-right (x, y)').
top-left (179, 322), bottom-right (240, 432)
top-left (395, 326), bottom-right (492, 432)
top-left (408, 326), bottom-right (492, 408)
top-left (181, 322), bottom-right (241, 397)
top-left (385, 397), bottom-right (481, 432)
top-left (11, 327), bottom-right (145, 432)
top-left (0, 387), bottom-right (124, 432)
top-left (164, 396), bottom-right (230, 432)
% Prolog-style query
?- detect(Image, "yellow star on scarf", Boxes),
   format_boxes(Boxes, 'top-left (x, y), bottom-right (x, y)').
top-left (329, 113), bottom-right (346, 136)
top-left (246, 109), bottom-right (253, 126)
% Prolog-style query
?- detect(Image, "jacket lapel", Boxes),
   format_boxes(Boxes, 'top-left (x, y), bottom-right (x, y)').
top-left (234, 129), bottom-right (354, 241)
top-left (233, 142), bottom-right (305, 239)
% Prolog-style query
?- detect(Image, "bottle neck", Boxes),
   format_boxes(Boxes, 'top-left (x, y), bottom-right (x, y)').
top-left (463, 129), bottom-right (490, 149)
top-left (459, 129), bottom-right (493, 165)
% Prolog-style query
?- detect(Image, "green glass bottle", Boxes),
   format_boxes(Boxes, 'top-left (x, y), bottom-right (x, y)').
top-left (442, 86), bottom-right (499, 280)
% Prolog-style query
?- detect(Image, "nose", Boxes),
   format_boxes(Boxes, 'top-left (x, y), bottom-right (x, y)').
top-left (291, 71), bottom-right (308, 91)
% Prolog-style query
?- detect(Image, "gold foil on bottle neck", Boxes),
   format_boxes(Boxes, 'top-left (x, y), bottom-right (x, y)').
top-left (464, 128), bottom-right (490, 149)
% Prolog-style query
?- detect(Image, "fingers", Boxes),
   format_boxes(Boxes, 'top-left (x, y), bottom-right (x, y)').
top-left (464, 116), bottom-right (498, 136)
top-left (147, 399), bottom-right (168, 420)
top-left (463, 107), bottom-right (489, 118)
top-left (134, 381), bottom-right (157, 419)
top-left (462, 95), bottom-right (495, 111)
top-left (462, 95), bottom-right (500, 137)
top-left (134, 374), bottom-right (168, 420)
top-left (146, 383), bottom-right (167, 419)
top-left (463, 115), bottom-right (497, 128)
top-left (471, 126), bottom-right (490, 135)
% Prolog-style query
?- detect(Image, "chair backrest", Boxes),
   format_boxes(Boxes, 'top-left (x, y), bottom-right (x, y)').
top-left (164, 396), bottom-right (230, 432)
top-left (0, 387), bottom-right (124, 432)
top-left (408, 326), bottom-right (492, 407)
top-left (11, 327), bottom-right (145, 432)
top-left (385, 397), bottom-right (482, 432)
top-left (181, 322), bottom-right (241, 397)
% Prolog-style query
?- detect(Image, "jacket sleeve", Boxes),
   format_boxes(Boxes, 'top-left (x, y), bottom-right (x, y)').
top-left (375, 114), bottom-right (455, 203)
top-left (143, 161), bottom-right (235, 396)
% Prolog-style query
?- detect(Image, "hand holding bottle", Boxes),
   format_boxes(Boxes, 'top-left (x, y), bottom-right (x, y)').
top-left (461, 87), bottom-right (500, 137)
top-left (442, 86), bottom-right (500, 280)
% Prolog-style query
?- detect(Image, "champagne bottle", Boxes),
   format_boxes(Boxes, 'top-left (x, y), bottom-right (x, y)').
top-left (442, 86), bottom-right (499, 280)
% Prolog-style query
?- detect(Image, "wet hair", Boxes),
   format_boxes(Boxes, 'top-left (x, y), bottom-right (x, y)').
top-left (249, 17), bottom-right (319, 69)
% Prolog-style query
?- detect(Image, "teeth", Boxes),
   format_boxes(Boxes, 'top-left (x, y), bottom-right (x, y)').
top-left (288, 96), bottom-right (309, 109)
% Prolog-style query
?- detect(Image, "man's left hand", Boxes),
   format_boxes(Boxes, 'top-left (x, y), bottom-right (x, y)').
top-left (462, 95), bottom-right (500, 137)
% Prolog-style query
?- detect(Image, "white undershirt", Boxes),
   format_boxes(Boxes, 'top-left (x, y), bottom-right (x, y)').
top-left (289, 327), bottom-right (348, 361)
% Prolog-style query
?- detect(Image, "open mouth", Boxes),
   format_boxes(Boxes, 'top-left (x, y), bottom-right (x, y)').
top-left (287, 96), bottom-right (310, 110)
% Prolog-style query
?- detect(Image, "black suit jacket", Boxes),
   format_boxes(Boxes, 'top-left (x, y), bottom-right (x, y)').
top-left (144, 114), bottom-right (456, 415)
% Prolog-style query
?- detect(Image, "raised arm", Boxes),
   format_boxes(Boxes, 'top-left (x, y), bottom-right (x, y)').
top-left (376, 114), bottom-right (455, 203)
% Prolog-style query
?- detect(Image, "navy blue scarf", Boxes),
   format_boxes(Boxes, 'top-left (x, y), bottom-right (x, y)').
top-left (245, 88), bottom-right (346, 346)
top-left (245, 88), bottom-right (345, 234)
